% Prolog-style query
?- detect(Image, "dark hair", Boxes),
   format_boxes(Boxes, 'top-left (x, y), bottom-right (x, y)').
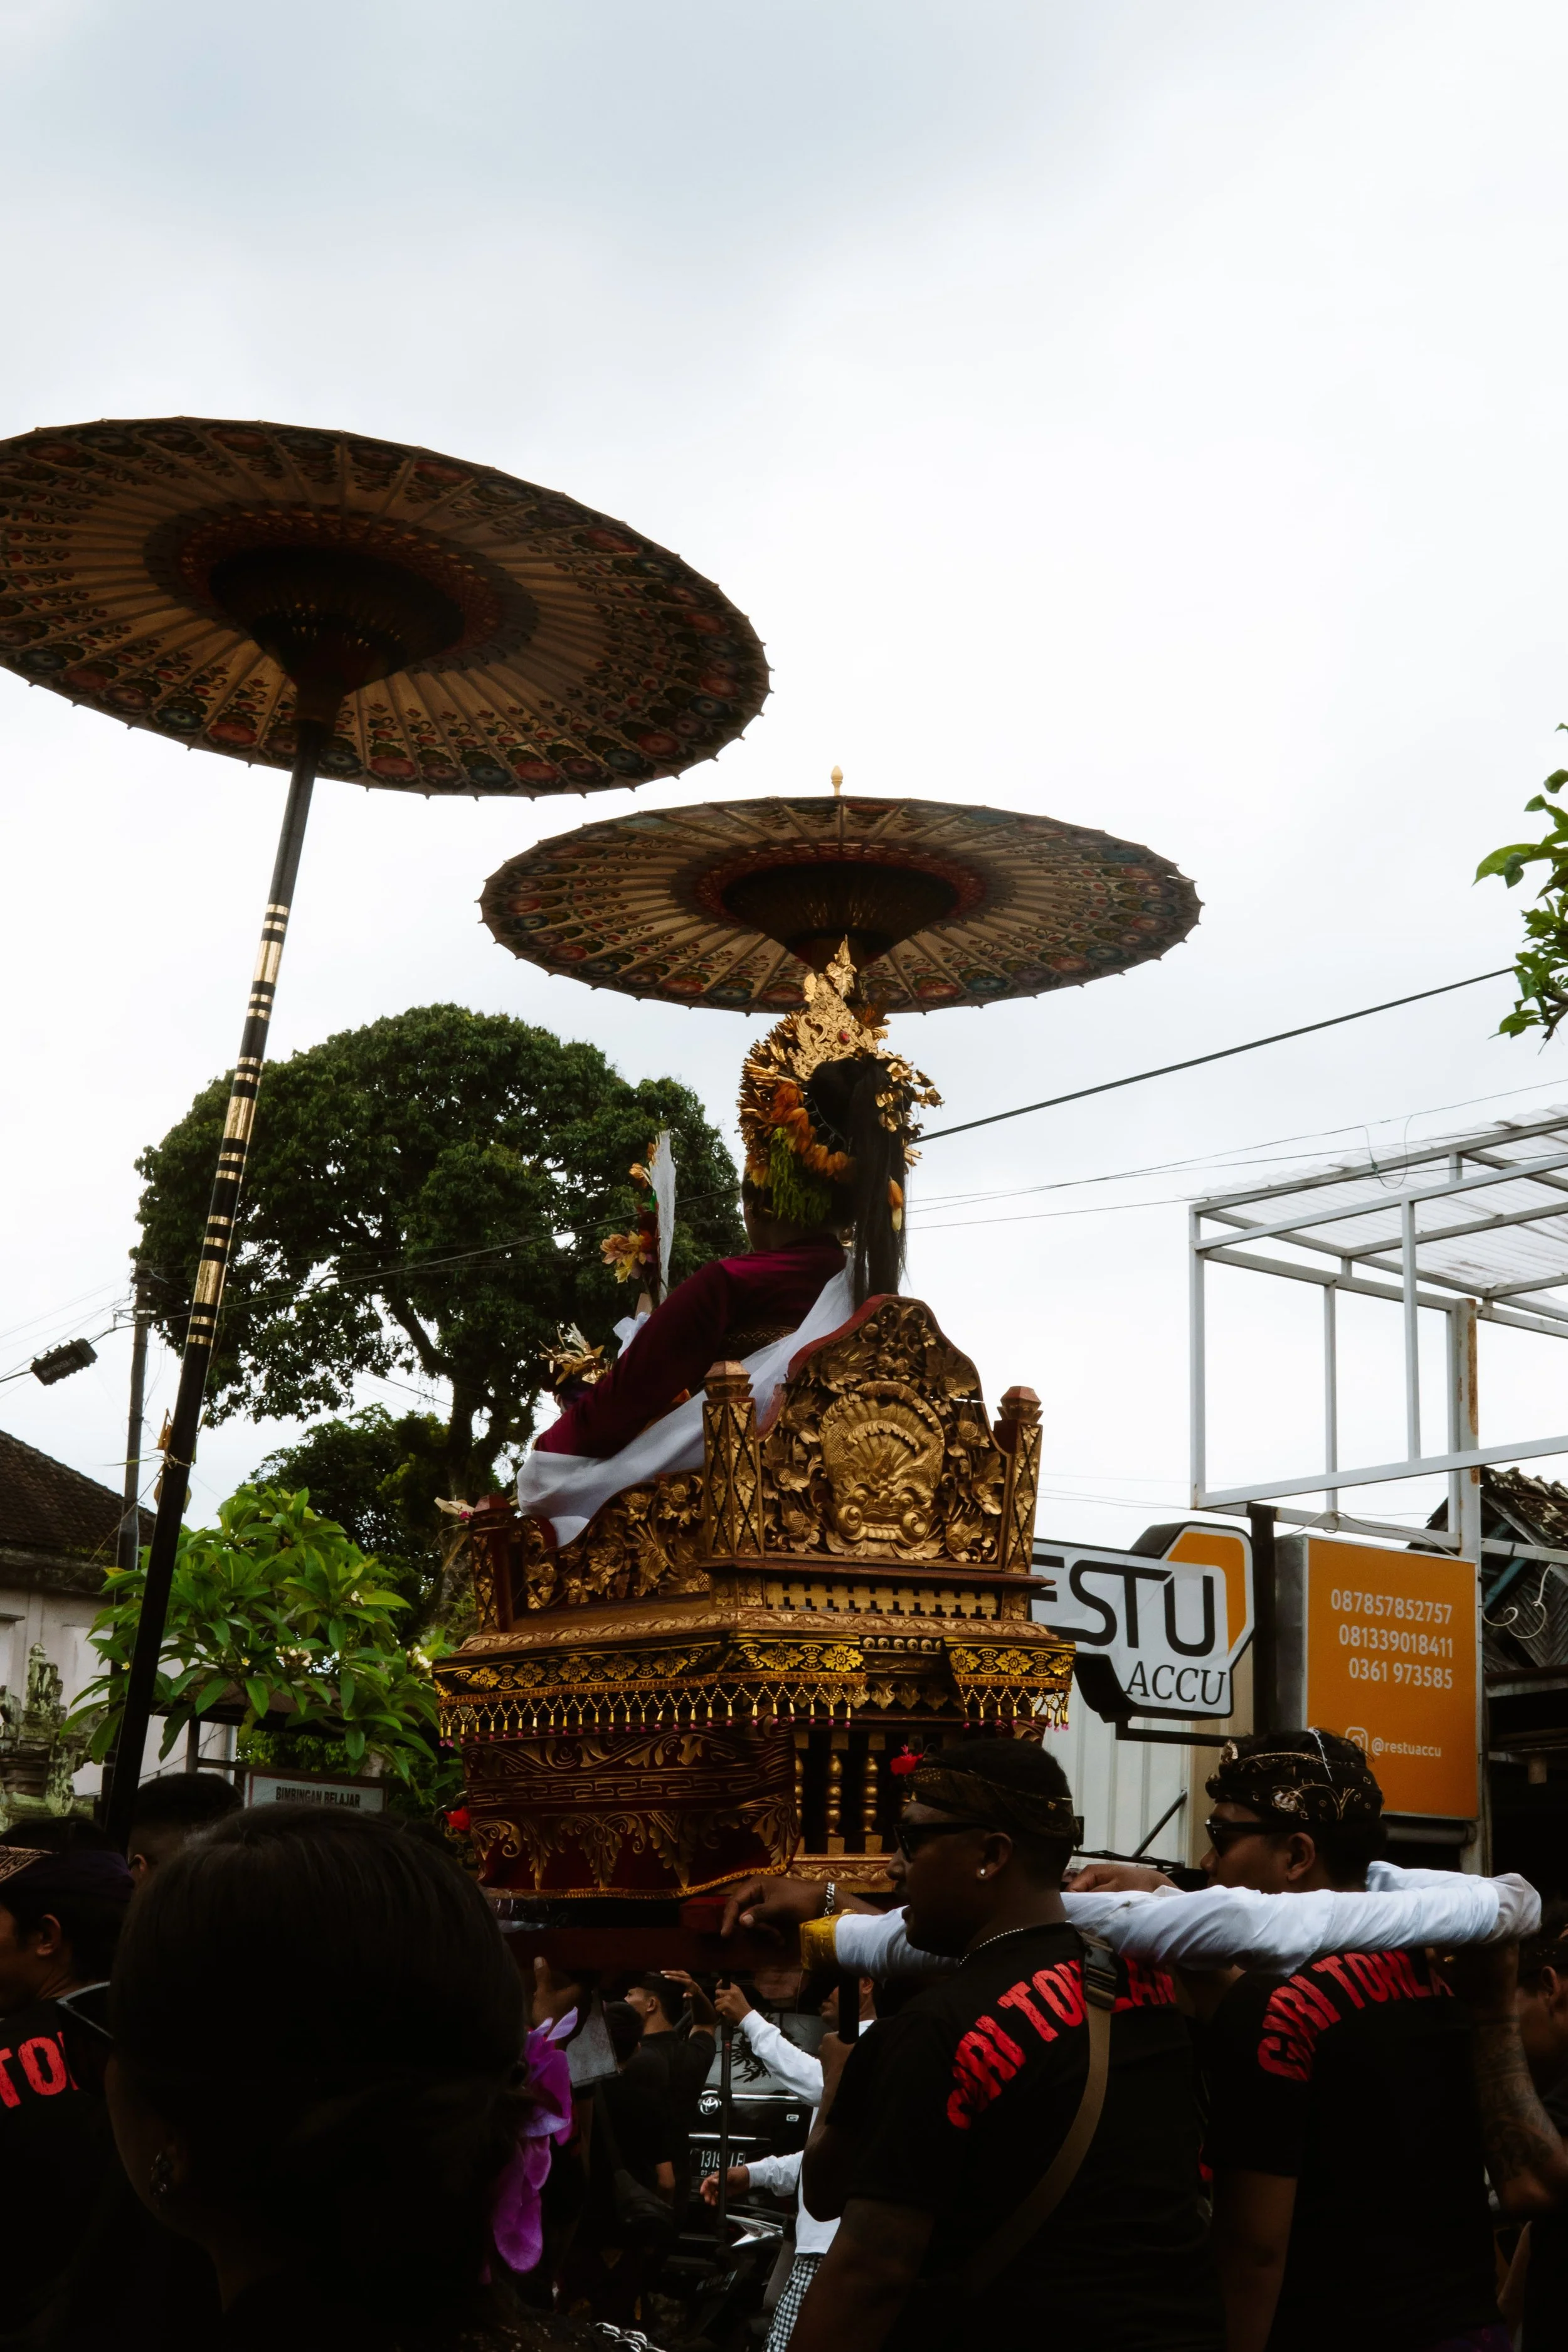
top-left (635, 1971), bottom-right (682, 2025)
top-left (109, 1807), bottom-right (527, 2325)
top-left (604, 1998), bottom-right (644, 2066)
top-left (938, 1736), bottom-right (1077, 1883)
top-left (805, 1055), bottom-right (908, 1304)
top-left (0, 1818), bottom-right (127, 1979)
top-left (1222, 1730), bottom-right (1388, 1883)
top-left (129, 1772), bottom-right (242, 1833)
top-left (1520, 1899), bottom-right (1568, 1989)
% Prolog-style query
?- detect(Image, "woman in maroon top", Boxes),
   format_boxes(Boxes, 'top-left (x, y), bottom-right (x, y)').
top-left (537, 974), bottom-right (936, 1465)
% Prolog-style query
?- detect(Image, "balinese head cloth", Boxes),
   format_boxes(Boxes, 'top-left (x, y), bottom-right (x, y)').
top-left (1206, 1729), bottom-right (1382, 1827)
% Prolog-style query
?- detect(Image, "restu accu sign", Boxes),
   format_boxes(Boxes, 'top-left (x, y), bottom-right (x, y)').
top-left (1031, 1523), bottom-right (1254, 1722)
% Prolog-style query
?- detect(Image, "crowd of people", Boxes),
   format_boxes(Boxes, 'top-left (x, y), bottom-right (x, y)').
top-left (0, 1732), bottom-right (1564, 2351)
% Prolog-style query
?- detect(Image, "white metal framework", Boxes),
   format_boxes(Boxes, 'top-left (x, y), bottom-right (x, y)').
top-left (1189, 1109), bottom-right (1568, 1555)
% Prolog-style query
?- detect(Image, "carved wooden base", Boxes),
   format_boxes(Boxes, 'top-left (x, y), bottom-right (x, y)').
top-left (438, 1295), bottom-right (1067, 1902)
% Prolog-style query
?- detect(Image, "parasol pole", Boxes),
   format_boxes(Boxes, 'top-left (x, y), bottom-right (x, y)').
top-left (104, 720), bottom-right (324, 1845)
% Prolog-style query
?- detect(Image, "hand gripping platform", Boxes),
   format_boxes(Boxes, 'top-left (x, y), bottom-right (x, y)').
top-left (435, 1295), bottom-right (1073, 1900)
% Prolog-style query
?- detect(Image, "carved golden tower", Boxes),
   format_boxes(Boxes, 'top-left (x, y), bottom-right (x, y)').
top-left (438, 1295), bottom-right (1072, 1902)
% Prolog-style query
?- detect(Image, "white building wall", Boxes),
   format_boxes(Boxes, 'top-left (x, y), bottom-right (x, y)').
top-left (1041, 1703), bottom-right (1191, 1863)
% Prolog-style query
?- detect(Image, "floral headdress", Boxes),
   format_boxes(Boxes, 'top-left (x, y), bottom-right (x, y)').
top-left (737, 941), bottom-right (941, 1229)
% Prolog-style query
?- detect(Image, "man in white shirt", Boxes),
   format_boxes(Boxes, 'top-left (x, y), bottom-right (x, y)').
top-left (698, 1975), bottom-right (874, 2351)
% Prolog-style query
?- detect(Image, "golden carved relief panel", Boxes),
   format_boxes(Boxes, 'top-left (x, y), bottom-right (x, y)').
top-left (761, 1298), bottom-right (1005, 1564)
top-left (519, 1474), bottom-right (712, 1611)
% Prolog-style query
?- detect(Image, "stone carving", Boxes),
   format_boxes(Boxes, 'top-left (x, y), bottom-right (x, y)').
top-left (0, 1642), bottom-right (93, 1830)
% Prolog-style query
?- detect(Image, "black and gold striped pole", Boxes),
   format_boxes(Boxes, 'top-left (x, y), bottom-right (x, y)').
top-left (102, 541), bottom-right (468, 1846)
top-left (103, 720), bottom-right (324, 1845)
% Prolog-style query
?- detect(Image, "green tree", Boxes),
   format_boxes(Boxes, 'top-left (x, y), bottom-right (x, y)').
top-left (135, 1005), bottom-right (744, 1500)
top-left (73, 1486), bottom-right (442, 1781)
top-left (253, 1404), bottom-right (450, 1628)
top-left (1477, 743), bottom-right (1568, 1040)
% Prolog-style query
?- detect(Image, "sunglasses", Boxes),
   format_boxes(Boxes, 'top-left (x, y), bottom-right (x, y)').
top-left (1204, 1818), bottom-right (1273, 1855)
top-left (894, 1818), bottom-right (992, 1860)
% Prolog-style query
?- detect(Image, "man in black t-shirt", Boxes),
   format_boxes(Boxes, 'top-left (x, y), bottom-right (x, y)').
top-left (562, 1998), bottom-right (674, 2328)
top-left (0, 1825), bottom-right (135, 2324)
top-left (1199, 1730), bottom-right (1502, 2352)
top-left (623, 1969), bottom-right (716, 2217)
top-left (790, 1739), bottom-right (1221, 2352)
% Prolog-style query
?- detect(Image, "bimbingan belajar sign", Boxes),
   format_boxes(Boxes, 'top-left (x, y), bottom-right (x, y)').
top-left (1031, 1523), bottom-right (1254, 1722)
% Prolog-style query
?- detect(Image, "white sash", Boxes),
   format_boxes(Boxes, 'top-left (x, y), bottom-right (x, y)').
top-left (517, 1270), bottom-right (856, 1547)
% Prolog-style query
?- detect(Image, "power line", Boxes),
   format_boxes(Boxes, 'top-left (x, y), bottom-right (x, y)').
top-left (920, 968), bottom-right (1514, 1142)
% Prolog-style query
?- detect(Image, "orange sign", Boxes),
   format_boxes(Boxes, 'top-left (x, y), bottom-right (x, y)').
top-left (1303, 1537), bottom-right (1479, 1820)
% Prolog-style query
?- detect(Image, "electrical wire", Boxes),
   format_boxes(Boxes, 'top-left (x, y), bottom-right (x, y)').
top-left (11, 970), bottom-right (1549, 1347)
top-left (921, 968), bottom-right (1513, 1142)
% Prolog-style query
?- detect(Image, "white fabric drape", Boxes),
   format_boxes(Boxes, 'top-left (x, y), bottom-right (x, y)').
top-left (517, 1269), bottom-right (856, 1547)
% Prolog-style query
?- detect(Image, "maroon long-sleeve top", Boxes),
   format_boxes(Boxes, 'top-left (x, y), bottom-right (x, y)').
top-left (534, 1238), bottom-right (846, 1462)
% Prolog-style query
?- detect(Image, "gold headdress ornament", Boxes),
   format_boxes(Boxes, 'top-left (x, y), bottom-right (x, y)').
top-left (544, 1324), bottom-right (607, 1392)
top-left (738, 940), bottom-right (941, 1229)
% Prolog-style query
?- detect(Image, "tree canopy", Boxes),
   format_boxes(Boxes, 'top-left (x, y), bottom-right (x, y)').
top-left (253, 1404), bottom-right (452, 1631)
top-left (135, 1004), bottom-right (744, 1500)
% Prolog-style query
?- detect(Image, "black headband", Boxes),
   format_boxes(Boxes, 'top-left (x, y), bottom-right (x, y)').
top-left (0, 1847), bottom-right (135, 1905)
top-left (911, 1761), bottom-right (1083, 1848)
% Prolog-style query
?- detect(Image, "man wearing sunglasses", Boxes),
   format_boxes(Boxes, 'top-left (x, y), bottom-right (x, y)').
top-left (787, 1737), bottom-right (1222, 2352)
top-left (1195, 1732), bottom-right (1503, 2352)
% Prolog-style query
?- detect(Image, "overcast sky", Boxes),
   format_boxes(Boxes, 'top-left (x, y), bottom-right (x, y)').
top-left (5, 0), bottom-right (1568, 1552)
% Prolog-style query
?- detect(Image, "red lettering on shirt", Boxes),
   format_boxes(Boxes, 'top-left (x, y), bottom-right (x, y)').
top-left (1115, 1956), bottom-right (1177, 2012)
top-left (998, 1981), bottom-right (1060, 2047)
top-left (1256, 1949), bottom-right (1443, 2083)
top-left (1033, 1962), bottom-right (1086, 2027)
top-left (1346, 1951), bottom-right (1394, 2002)
top-left (1384, 1949), bottom-right (1435, 2000)
top-left (19, 2037), bottom-right (68, 2097)
top-left (0, 2051), bottom-right (18, 2108)
top-left (1311, 1954), bottom-right (1365, 2008)
top-left (946, 2018), bottom-right (1027, 2129)
top-left (1258, 1976), bottom-right (1340, 2080)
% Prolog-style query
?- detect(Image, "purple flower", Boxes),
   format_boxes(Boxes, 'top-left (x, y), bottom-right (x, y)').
top-left (489, 2023), bottom-right (575, 2273)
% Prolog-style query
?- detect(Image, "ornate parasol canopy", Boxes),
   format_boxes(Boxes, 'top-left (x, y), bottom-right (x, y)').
top-left (480, 785), bottom-right (1199, 1015)
top-left (0, 416), bottom-right (766, 794)
top-left (0, 412), bottom-right (767, 1847)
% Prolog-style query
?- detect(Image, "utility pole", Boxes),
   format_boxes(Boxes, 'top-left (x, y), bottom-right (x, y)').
top-left (1247, 1502), bottom-right (1279, 1732)
top-left (117, 1272), bottom-right (151, 1576)
top-left (102, 1273), bottom-right (151, 1814)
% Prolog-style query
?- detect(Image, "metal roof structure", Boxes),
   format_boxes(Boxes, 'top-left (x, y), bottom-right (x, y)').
top-left (1189, 1107), bottom-right (1568, 1554)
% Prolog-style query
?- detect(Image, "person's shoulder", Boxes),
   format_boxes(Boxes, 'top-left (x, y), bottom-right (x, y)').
top-left (0, 1995), bottom-right (77, 2052)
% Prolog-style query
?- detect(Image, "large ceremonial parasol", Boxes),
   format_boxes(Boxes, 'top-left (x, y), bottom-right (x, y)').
top-left (479, 773), bottom-right (1199, 1015)
top-left (0, 414), bottom-right (767, 1840)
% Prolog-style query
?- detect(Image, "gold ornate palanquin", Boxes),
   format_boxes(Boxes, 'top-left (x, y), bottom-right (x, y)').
top-left (437, 1294), bottom-right (1073, 1899)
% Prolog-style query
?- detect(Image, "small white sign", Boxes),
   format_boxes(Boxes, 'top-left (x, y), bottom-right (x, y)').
top-left (1032, 1523), bottom-right (1254, 1721)
top-left (244, 1771), bottom-right (386, 1813)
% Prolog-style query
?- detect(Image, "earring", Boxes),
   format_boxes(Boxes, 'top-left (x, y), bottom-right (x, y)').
top-left (976, 1868), bottom-right (987, 1879)
top-left (149, 2151), bottom-right (174, 2206)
